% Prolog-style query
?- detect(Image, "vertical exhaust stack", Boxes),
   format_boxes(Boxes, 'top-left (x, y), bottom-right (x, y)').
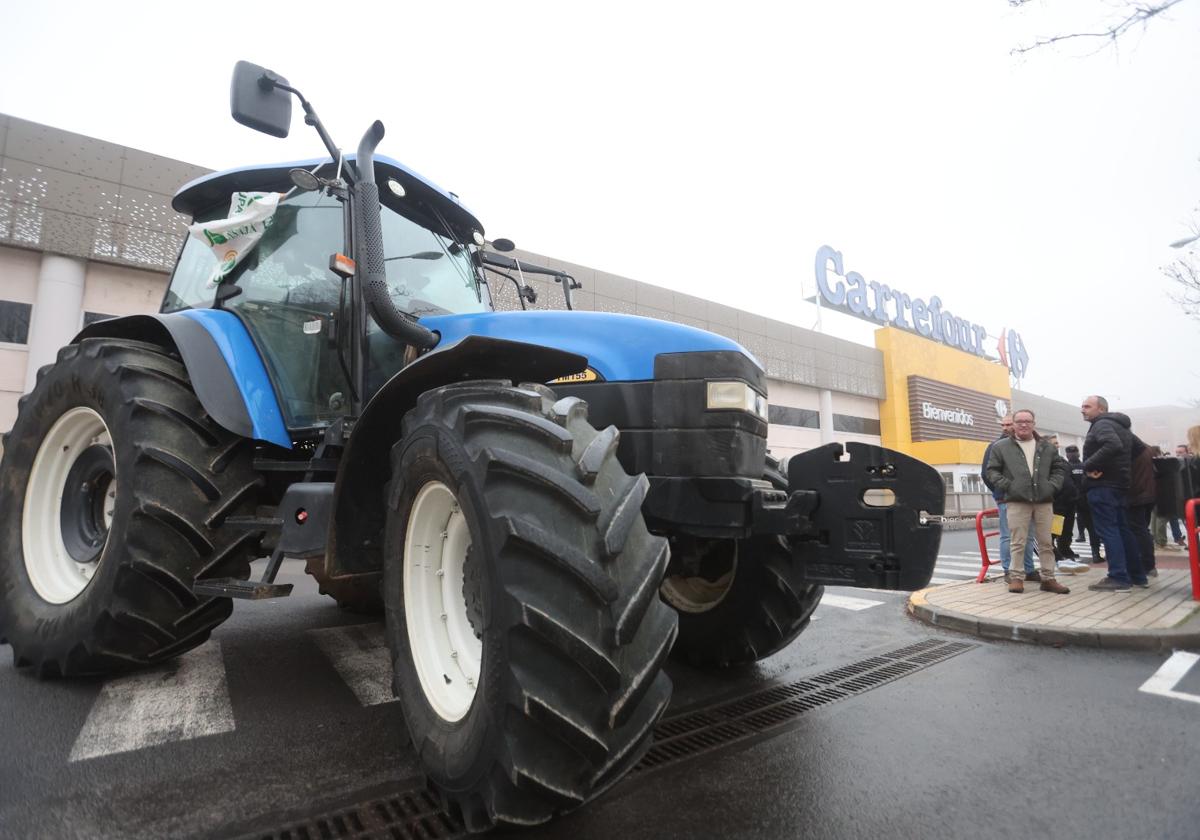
top-left (353, 121), bottom-right (437, 349)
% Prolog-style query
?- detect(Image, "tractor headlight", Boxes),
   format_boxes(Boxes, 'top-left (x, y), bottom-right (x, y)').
top-left (706, 381), bottom-right (769, 421)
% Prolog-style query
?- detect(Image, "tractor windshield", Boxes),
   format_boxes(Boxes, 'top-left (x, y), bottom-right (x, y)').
top-left (163, 192), bottom-right (488, 317)
top-left (377, 203), bottom-right (488, 318)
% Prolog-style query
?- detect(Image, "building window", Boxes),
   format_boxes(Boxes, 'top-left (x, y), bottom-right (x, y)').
top-left (960, 474), bottom-right (985, 493)
top-left (940, 472), bottom-right (954, 493)
top-left (0, 300), bottom-right (32, 344)
top-left (83, 311), bottom-right (117, 327)
top-left (833, 414), bottom-right (882, 435)
top-left (768, 405), bottom-right (820, 428)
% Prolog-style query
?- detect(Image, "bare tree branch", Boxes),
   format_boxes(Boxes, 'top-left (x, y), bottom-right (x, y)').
top-left (1164, 254), bottom-right (1200, 319)
top-left (1011, 0), bottom-right (1190, 54)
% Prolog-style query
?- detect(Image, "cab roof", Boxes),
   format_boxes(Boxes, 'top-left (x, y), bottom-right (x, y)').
top-left (172, 154), bottom-right (484, 244)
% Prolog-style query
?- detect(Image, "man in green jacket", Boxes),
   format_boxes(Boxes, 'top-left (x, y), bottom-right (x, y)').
top-left (985, 409), bottom-right (1071, 594)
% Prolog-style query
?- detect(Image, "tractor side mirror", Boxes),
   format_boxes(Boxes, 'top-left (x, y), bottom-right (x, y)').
top-left (231, 60), bottom-right (293, 138)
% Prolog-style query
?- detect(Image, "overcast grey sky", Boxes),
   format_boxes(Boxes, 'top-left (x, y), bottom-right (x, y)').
top-left (2, 0), bottom-right (1199, 408)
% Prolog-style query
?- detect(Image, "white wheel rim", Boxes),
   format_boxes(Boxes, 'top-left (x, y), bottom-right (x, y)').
top-left (403, 480), bottom-right (481, 722)
top-left (22, 406), bottom-right (114, 604)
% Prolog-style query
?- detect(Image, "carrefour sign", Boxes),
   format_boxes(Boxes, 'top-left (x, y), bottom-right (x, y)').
top-left (814, 245), bottom-right (1029, 376)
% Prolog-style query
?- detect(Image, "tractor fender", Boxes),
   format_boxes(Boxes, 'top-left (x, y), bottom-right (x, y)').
top-left (75, 310), bottom-right (291, 449)
top-left (328, 335), bottom-right (585, 576)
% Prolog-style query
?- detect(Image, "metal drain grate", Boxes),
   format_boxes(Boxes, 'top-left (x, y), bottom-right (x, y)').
top-left (239, 639), bottom-right (972, 838)
top-left (634, 638), bottom-right (974, 773)
top-left (246, 786), bottom-right (464, 840)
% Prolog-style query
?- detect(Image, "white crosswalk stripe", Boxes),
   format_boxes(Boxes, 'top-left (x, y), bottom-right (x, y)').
top-left (936, 561), bottom-right (984, 572)
top-left (69, 641), bottom-right (234, 762)
top-left (308, 623), bottom-right (395, 706)
top-left (818, 593), bottom-right (885, 611)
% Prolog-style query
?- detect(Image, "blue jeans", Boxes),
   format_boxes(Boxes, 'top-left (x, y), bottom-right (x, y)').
top-left (998, 501), bottom-right (1035, 574)
top-left (1086, 487), bottom-right (1146, 585)
top-left (1169, 517), bottom-right (1184, 542)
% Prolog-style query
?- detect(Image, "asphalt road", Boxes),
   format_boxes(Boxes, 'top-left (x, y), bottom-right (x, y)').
top-left (2, 531), bottom-right (1198, 839)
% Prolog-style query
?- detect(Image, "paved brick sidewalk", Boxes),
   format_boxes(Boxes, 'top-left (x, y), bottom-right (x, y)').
top-left (908, 569), bottom-right (1200, 650)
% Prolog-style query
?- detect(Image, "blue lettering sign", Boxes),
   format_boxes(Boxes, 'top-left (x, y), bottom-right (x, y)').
top-left (814, 246), bottom-right (845, 305)
top-left (810, 245), bottom-right (1027, 369)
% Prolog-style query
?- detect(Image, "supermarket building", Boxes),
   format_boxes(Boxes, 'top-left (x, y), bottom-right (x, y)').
top-left (0, 114), bottom-right (1092, 496)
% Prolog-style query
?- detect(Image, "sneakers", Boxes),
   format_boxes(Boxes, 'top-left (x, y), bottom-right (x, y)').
top-left (1008, 577), bottom-right (1025, 594)
top-left (1088, 577), bottom-right (1131, 592)
top-left (1056, 559), bottom-right (1090, 574)
top-left (1041, 579), bottom-right (1070, 594)
top-left (1132, 579), bottom-right (1150, 589)
top-left (1024, 570), bottom-right (1042, 582)
top-left (1147, 568), bottom-right (1159, 577)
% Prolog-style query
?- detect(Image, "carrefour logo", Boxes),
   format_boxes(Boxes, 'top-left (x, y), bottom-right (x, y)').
top-left (813, 246), bottom-right (1031, 377)
top-left (921, 402), bottom-right (975, 426)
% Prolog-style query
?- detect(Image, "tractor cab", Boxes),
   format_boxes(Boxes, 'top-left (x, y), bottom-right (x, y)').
top-left (165, 157), bottom-right (492, 429)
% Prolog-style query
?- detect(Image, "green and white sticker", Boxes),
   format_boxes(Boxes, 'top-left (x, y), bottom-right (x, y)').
top-left (187, 191), bottom-right (281, 286)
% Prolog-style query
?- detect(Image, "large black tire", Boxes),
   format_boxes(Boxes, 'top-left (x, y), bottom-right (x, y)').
top-left (660, 455), bottom-right (822, 668)
top-left (383, 381), bottom-right (677, 831)
top-left (0, 339), bottom-right (262, 676)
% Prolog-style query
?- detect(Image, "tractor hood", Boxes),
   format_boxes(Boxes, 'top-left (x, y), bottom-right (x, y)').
top-left (419, 311), bottom-right (760, 382)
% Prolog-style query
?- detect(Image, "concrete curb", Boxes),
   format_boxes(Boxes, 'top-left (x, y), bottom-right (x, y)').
top-left (907, 587), bottom-right (1200, 651)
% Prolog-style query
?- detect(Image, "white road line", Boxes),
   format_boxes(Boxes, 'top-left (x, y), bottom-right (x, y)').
top-left (1138, 652), bottom-right (1200, 705)
top-left (69, 641), bottom-right (234, 762)
top-left (928, 576), bottom-right (963, 585)
top-left (309, 623), bottom-right (395, 706)
top-left (819, 593), bottom-right (885, 611)
top-left (934, 562), bottom-right (984, 573)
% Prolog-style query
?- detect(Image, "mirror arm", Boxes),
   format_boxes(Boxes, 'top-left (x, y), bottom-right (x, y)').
top-left (267, 78), bottom-right (358, 183)
top-left (481, 266), bottom-right (536, 310)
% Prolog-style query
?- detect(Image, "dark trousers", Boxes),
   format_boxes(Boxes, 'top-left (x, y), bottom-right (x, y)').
top-left (1128, 503), bottom-right (1156, 572)
top-left (1054, 504), bottom-right (1077, 560)
top-left (1075, 502), bottom-right (1102, 561)
top-left (1087, 487), bottom-right (1145, 585)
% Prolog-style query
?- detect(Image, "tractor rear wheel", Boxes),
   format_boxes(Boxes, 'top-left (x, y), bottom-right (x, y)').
top-left (383, 381), bottom-right (677, 831)
top-left (659, 455), bottom-right (822, 668)
top-left (0, 339), bottom-right (262, 676)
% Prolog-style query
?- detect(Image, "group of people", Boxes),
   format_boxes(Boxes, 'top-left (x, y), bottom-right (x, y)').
top-left (981, 396), bottom-right (1200, 595)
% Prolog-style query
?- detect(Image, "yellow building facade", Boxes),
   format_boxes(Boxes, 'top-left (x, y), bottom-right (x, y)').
top-left (875, 326), bottom-right (1012, 471)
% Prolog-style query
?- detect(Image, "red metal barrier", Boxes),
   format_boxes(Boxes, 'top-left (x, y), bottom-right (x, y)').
top-left (1186, 498), bottom-right (1200, 602)
top-left (975, 508), bottom-right (1000, 583)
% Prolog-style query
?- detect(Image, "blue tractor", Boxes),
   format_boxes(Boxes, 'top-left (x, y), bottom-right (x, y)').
top-left (0, 63), bottom-right (944, 829)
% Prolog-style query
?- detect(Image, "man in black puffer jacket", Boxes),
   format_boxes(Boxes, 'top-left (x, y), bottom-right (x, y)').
top-left (1080, 395), bottom-right (1147, 592)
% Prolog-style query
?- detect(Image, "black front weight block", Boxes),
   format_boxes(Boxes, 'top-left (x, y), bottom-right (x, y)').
top-left (787, 442), bottom-right (945, 591)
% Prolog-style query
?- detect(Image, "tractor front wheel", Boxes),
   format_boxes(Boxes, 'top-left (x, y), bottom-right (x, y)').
top-left (383, 381), bottom-right (677, 831)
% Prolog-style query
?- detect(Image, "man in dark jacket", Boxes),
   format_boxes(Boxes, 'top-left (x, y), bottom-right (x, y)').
top-left (1080, 395), bottom-right (1147, 592)
top-left (985, 409), bottom-right (1070, 594)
